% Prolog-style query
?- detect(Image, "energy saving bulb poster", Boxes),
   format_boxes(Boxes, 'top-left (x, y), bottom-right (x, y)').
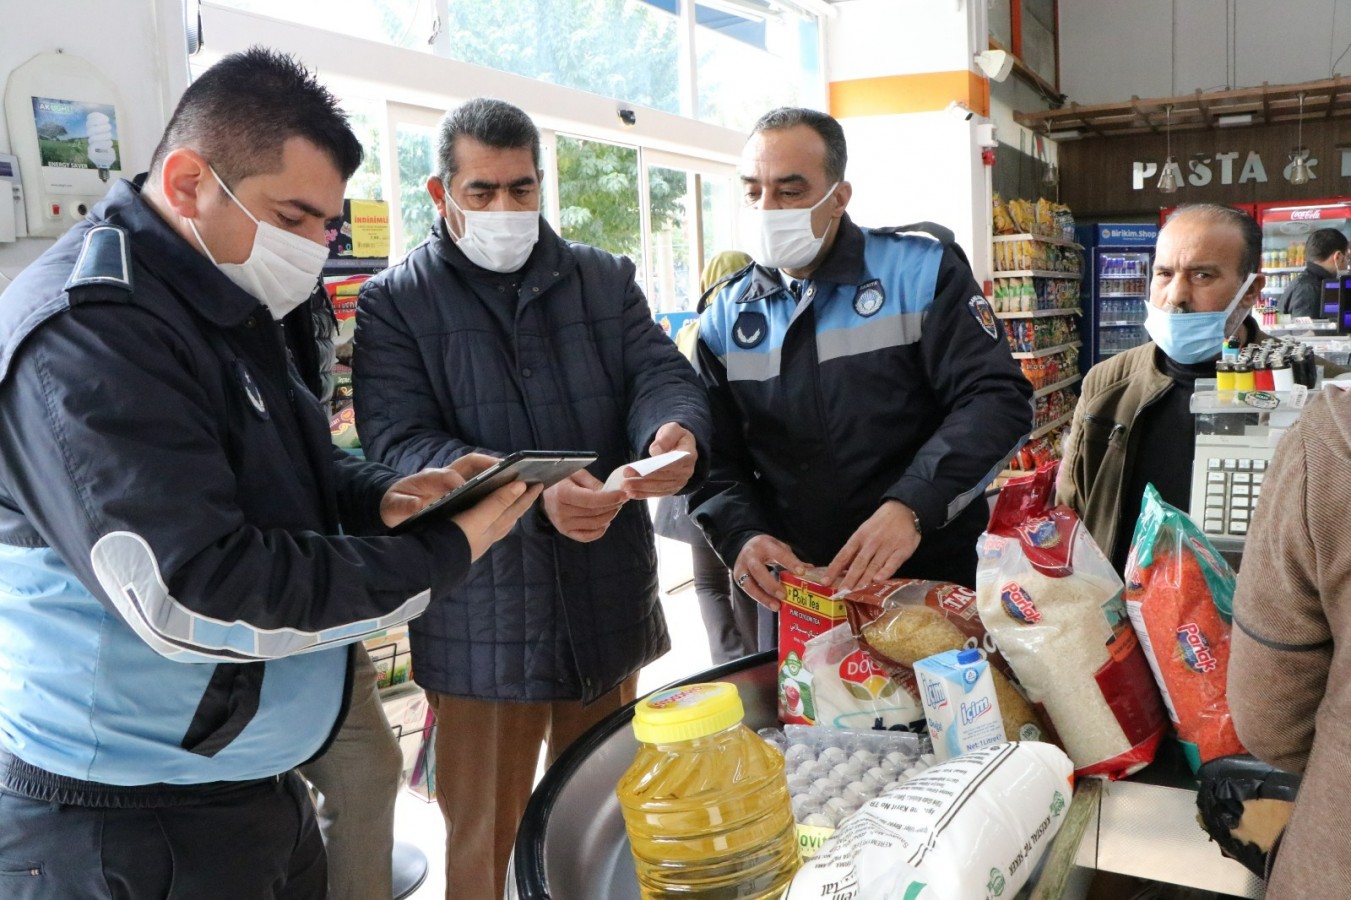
top-left (4, 51), bottom-right (130, 236)
top-left (32, 97), bottom-right (122, 188)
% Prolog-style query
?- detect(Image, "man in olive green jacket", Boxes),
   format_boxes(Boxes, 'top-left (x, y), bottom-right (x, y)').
top-left (1057, 203), bottom-right (1342, 571)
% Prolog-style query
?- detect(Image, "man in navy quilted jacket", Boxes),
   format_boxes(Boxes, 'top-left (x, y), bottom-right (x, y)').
top-left (354, 97), bottom-right (712, 900)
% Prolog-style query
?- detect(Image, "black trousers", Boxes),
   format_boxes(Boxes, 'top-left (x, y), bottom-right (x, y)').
top-left (0, 771), bottom-right (325, 899)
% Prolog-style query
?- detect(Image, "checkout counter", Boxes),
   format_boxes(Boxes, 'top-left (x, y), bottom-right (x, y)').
top-left (508, 653), bottom-right (1264, 899)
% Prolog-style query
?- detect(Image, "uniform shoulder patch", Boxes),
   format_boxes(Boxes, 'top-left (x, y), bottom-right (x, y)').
top-left (968, 295), bottom-right (1001, 341)
top-left (853, 279), bottom-right (886, 317)
top-left (732, 311), bottom-right (768, 349)
top-left (64, 225), bottom-right (133, 294)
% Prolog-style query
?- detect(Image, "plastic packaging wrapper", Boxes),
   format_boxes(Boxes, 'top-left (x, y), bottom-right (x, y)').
top-left (800, 623), bottom-right (925, 733)
top-left (761, 725), bottom-right (932, 859)
top-left (784, 741), bottom-right (1074, 900)
top-left (841, 578), bottom-right (1053, 746)
top-left (976, 465), bottom-right (1168, 779)
top-left (1125, 484), bottom-right (1245, 771)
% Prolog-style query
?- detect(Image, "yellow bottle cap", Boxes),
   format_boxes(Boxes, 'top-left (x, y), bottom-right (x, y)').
top-left (631, 682), bottom-right (745, 744)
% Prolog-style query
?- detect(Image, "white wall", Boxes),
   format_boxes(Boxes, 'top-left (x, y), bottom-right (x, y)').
top-left (0, 0), bottom-right (188, 283)
top-left (1061, 0), bottom-right (1351, 105)
top-left (825, 0), bottom-right (993, 278)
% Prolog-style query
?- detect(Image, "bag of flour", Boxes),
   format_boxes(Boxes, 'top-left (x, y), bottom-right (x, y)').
top-left (785, 741), bottom-right (1074, 900)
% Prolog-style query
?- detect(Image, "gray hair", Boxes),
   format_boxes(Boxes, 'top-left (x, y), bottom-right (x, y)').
top-left (749, 107), bottom-right (847, 183)
top-left (435, 98), bottom-right (541, 185)
top-left (1164, 203), bottom-right (1262, 277)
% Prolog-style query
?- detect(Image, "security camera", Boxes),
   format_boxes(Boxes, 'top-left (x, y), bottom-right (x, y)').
top-left (618, 108), bottom-right (637, 127)
top-left (947, 101), bottom-right (974, 122)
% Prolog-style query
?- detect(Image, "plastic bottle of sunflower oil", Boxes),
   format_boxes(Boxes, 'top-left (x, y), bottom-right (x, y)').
top-left (616, 682), bottom-right (801, 899)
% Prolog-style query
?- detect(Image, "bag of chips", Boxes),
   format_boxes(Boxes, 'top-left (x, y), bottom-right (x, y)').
top-left (976, 464), bottom-right (1168, 779)
top-left (1124, 484), bottom-right (1245, 771)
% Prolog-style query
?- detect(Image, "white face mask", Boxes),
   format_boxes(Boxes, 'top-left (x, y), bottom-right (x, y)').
top-left (444, 188), bottom-right (540, 274)
top-left (187, 166), bottom-right (329, 320)
top-left (738, 182), bottom-right (840, 271)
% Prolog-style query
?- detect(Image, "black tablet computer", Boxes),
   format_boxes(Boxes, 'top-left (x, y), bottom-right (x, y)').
top-left (389, 450), bottom-right (597, 535)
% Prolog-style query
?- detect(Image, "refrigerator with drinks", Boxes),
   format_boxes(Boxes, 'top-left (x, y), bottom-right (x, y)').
top-left (1255, 200), bottom-right (1351, 322)
top-left (1076, 223), bottom-right (1158, 367)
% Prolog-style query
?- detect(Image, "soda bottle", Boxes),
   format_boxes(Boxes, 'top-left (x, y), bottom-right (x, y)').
top-left (617, 683), bottom-right (801, 899)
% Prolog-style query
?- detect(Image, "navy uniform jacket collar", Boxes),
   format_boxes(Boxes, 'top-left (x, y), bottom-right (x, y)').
top-left (106, 175), bottom-right (270, 328)
top-left (739, 212), bottom-right (865, 303)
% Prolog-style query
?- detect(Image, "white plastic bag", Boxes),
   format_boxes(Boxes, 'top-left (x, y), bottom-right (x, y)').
top-left (784, 741), bottom-right (1074, 900)
top-left (800, 623), bottom-right (925, 733)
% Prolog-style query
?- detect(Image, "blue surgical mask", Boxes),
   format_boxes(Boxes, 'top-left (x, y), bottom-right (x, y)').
top-left (1144, 273), bottom-right (1257, 364)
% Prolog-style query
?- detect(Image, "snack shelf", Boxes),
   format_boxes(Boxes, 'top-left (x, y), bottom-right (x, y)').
top-left (993, 232), bottom-right (1080, 248)
top-left (996, 307), bottom-right (1082, 319)
top-left (1100, 292), bottom-right (1145, 298)
top-left (1260, 266), bottom-right (1303, 274)
top-left (1028, 411), bottom-right (1073, 441)
top-left (1032, 374), bottom-right (1082, 399)
top-left (993, 269), bottom-right (1083, 280)
top-left (1010, 340), bottom-right (1082, 359)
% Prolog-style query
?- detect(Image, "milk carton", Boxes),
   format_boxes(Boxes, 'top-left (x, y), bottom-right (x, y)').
top-left (914, 649), bottom-right (1006, 762)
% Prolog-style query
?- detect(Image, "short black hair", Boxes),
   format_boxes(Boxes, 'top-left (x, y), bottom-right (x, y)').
top-left (1165, 203), bottom-right (1263, 277)
top-left (435, 98), bottom-right (541, 185)
top-left (749, 107), bottom-right (847, 183)
top-left (149, 47), bottom-right (362, 186)
top-left (1306, 227), bottom-right (1349, 263)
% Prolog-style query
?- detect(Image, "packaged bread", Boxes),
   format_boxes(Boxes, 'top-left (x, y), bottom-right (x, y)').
top-left (840, 579), bottom-right (1052, 746)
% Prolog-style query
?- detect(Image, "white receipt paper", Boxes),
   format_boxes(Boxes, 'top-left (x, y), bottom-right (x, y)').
top-left (602, 450), bottom-right (689, 492)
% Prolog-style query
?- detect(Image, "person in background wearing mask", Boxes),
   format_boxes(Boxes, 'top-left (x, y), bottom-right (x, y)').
top-left (691, 107), bottom-right (1032, 606)
top-left (1276, 226), bottom-right (1348, 319)
top-left (0, 49), bottom-right (538, 898)
top-left (352, 97), bottom-right (712, 900)
top-left (653, 250), bottom-right (759, 663)
top-left (1058, 203), bottom-right (1343, 572)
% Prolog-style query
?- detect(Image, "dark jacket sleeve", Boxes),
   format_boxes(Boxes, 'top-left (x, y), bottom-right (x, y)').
top-left (0, 304), bottom-right (470, 661)
top-left (689, 323), bottom-right (777, 568)
top-left (1279, 276), bottom-right (1322, 319)
top-left (1229, 411), bottom-right (1332, 774)
top-left (599, 251), bottom-right (712, 489)
top-left (353, 275), bottom-right (499, 471)
top-left (881, 247), bottom-right (1034, 532)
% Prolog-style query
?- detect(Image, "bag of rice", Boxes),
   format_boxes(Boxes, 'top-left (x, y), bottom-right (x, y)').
top-left (800, 623), bottom-right (926, 733)
top-left (784, 741), bottom-right (1074, 900)
top-left (976, 465), bottom-right (1168, 779)
top-left (841, 579), bottom-right (1052, 746)
top-left (1124, 484), bottom-right (1245, 771)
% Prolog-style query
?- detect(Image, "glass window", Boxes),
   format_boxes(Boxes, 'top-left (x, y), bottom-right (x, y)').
top-left (695, 5), bottom-right (821, 132)
top-left (556, 135), bottom-right (645, 281)
top-left (342, 98), bottom-right (386, 202)
top-left (988, 0), bottom-right (1013, 50)
top-left (440, 0), bottom-right (681, 115)
top-left (987, 0), bottom-right (1059, 91)
top-left (701, 177), bottom-right (738, 279)
top-left (646, 166), bottom-right (695, 313)
top-left (211, 0), bottom-right (435, 50)
top-left (395, 124), bottom-right (437, 253)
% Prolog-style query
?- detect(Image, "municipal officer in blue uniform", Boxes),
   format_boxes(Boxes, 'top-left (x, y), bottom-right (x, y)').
top-left (692, 107), bottom-right (1033, 610)
top-left (0, 49), bottom-right (537, 898)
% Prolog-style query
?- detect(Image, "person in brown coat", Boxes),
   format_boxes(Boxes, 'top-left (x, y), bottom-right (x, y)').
top-left (1229, 385), bottom-right (1351, 896)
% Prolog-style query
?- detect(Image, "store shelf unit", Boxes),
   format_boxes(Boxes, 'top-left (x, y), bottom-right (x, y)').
top-left (996, 307), bottom-right (1081, 319)
top-left (1033, 374), bottom-right (1082, 398)
top-left (1029, 411), bottom-right (1073, 441)
top-left (1010, 340), bottom-right (1082, 359)
top-left (993, 232), bottom-right (1079, 248)
top-left (993, 269), bottom-right (1083, 280)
